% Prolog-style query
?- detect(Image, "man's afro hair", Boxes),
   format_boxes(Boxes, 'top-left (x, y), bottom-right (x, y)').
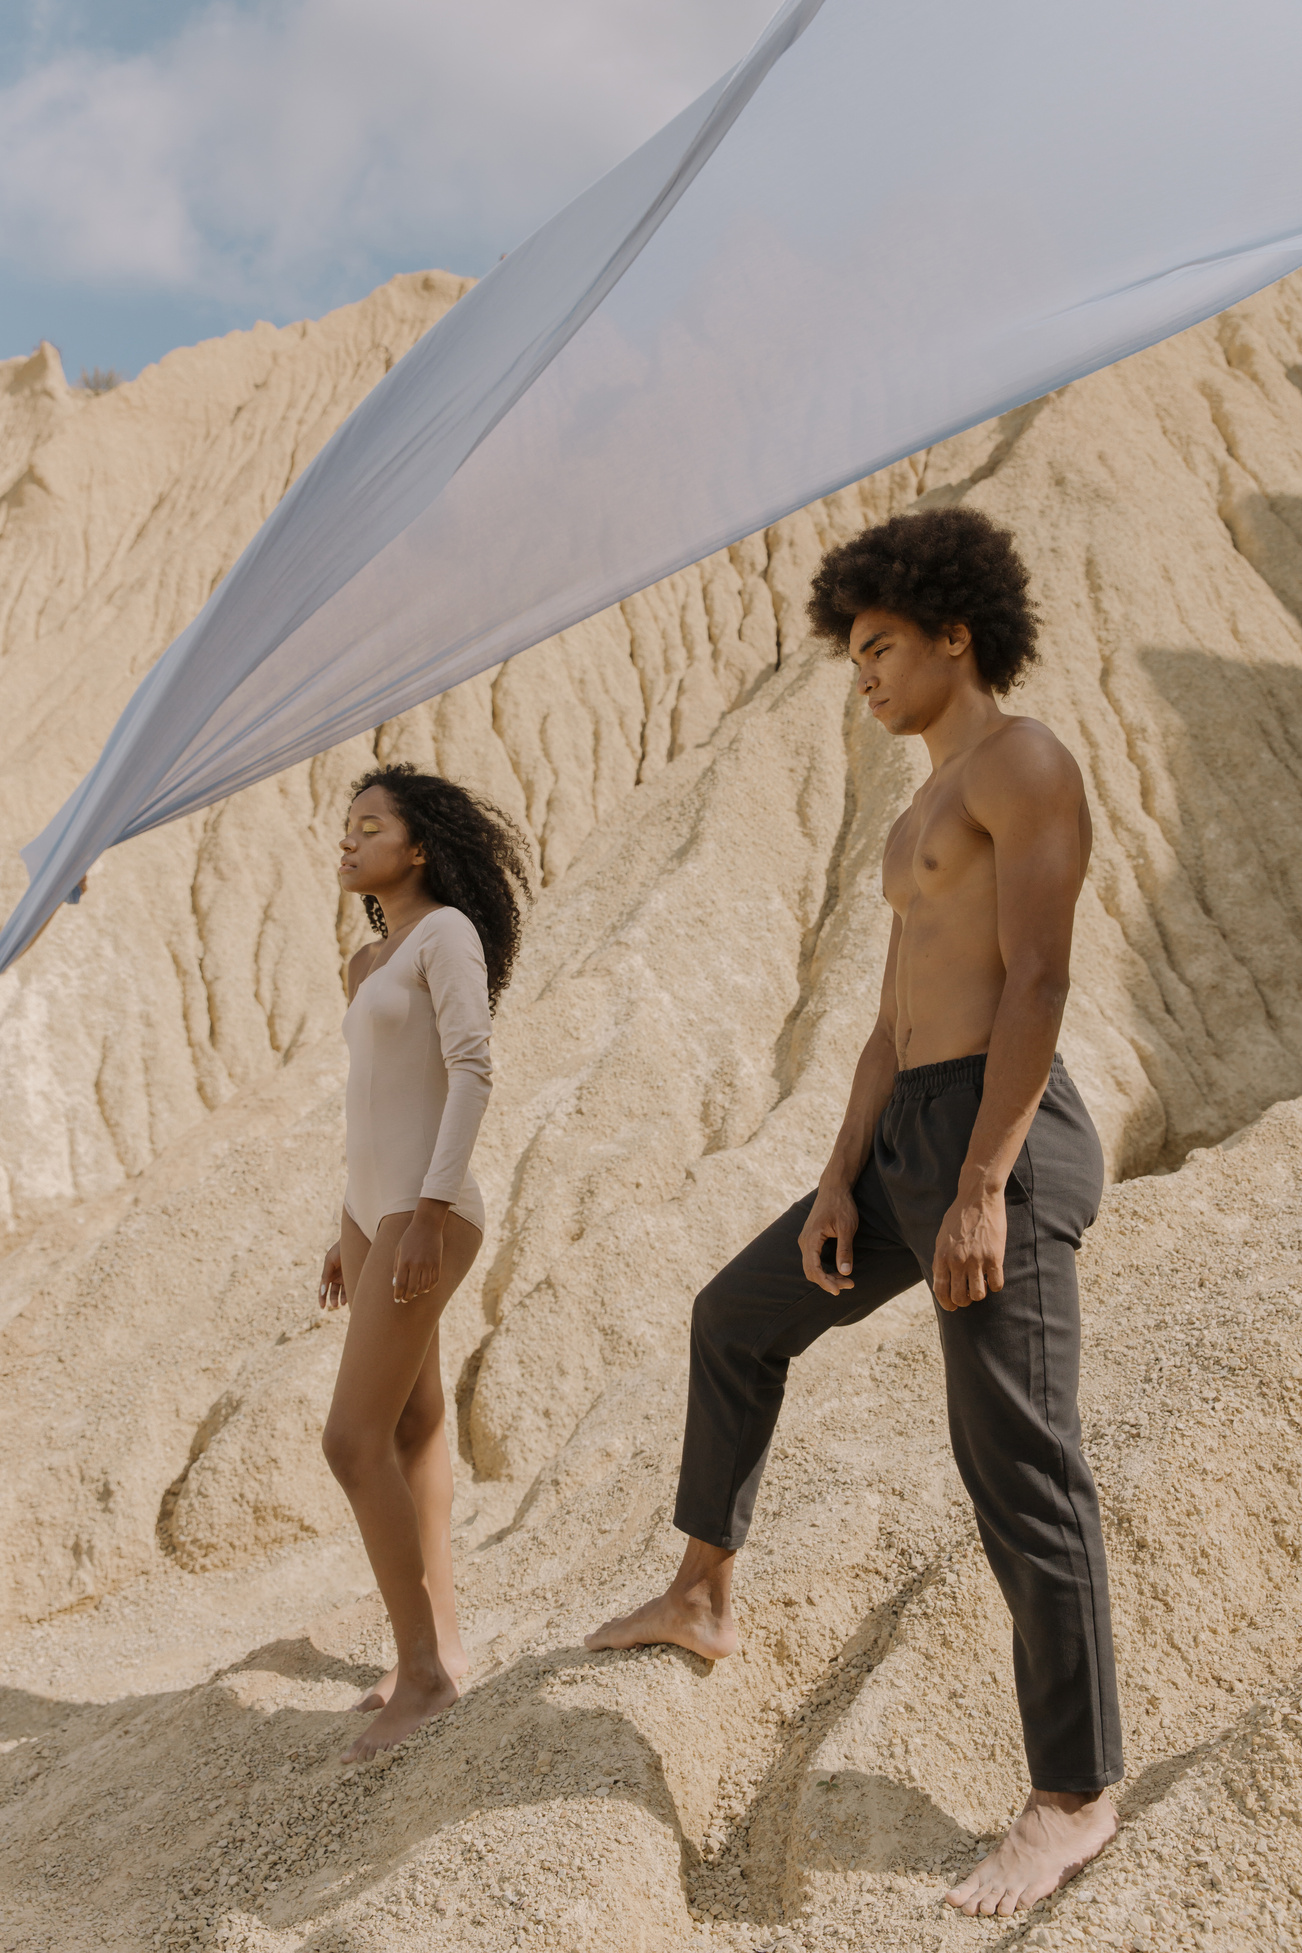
top-left (806, 505), bottom-right (1039, 694)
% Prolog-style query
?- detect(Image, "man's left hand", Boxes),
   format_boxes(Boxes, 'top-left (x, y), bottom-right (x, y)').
top-left (932, 1184), bottom-right (1007, 1311)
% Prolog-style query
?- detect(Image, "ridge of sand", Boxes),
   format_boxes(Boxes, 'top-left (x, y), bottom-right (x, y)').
top-left (1, 271), bottom-right (1301, 1949)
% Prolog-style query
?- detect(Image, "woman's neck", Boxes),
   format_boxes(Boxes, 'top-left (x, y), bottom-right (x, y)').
top-left (377, 889), bottom-right (441, 938)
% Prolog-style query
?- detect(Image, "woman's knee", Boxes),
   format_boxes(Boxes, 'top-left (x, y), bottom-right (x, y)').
top-left (394, 1391), bottom-right (446, 1464)
top-left (322, 1415), bottom-right (384, 1490)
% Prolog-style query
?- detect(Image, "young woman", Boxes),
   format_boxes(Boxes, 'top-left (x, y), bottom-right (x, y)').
top-left (319, 762), bottom-right (530, 1763)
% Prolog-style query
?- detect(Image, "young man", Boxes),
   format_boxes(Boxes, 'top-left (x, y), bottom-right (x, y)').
top-left (587, 506), bottom-right (1122, 1916)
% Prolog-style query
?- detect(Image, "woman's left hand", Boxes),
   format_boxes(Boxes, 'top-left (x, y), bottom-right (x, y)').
top-left (393, 1199), bottom-right (449, 1302)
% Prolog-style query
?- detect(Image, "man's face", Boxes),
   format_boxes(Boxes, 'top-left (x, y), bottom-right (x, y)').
top-left (847, 607), bottom-right (971, 734)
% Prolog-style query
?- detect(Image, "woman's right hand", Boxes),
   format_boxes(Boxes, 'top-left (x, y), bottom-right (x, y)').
top-left (320, 1241), bottom-right (347, 1311)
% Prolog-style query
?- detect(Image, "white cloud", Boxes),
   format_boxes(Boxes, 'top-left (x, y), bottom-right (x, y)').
top-left (0, 0), bottom-right (778, 315)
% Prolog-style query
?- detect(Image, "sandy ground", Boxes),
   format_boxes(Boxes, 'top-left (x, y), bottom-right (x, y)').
top-left (2, 1105), bottom-right (1301, 1951)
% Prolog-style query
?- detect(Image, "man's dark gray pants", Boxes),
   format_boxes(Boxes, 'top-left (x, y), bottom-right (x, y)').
top-left (673, 1052), bottom-right (1123, 1794)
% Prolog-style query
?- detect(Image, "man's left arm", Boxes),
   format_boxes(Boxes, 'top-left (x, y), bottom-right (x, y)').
top-left (932, 732), bottom-right (1086, 1312)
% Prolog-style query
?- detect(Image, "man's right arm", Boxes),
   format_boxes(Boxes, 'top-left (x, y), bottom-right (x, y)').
top-left (797, 911), bottom-right (901, 1296)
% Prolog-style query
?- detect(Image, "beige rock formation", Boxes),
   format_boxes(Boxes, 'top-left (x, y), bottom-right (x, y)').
top-left (1, 267), bottom-right (1302, 1951)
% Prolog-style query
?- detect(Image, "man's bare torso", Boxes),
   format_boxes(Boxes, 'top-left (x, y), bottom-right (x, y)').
top-left (883, 717), bottom-right (1092, 1070)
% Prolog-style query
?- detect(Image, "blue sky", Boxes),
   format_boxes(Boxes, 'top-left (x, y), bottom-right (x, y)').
top-left (0, 0), bottom-right (776, 381)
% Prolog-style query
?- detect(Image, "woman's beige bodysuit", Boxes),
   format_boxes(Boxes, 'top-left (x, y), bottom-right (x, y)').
top-left (343, 906), bottom-right (492, 1240)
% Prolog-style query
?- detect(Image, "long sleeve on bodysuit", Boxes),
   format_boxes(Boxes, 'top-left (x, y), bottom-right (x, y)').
top-left (416, 911), bottom-right (493, 1203)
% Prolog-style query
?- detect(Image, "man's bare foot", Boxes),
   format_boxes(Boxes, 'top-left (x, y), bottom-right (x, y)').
top-left (350, 1640), bottom-right (469, 1711)
top-left (585, 1589), bottom-right (737, 1661)
top-left (945, 1789), bottom-right (1117, 1915)
top-left (587, 1539), bottom-right (737, 1661)
top-left (341, 1669), bottom-right (459, 1763)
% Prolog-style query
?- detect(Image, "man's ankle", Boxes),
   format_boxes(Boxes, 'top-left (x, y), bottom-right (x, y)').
top-left (669, 1577), bottom-right (725, 1613)
top-left (671, 1539), bottom-right (735, 1606)
top-left (1029, 1788), bottom-right (1112, 1815)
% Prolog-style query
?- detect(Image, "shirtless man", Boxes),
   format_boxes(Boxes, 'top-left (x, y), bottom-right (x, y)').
top-left (587, 506), bottom-right (1121, 1916)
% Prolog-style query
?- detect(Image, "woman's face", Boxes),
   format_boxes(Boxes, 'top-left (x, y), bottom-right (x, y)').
top-left (338, 787), bottom-right (425, 898)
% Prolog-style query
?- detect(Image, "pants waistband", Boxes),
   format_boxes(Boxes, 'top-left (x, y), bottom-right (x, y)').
top-left (891, 1050), bottom-right (1065, 1101)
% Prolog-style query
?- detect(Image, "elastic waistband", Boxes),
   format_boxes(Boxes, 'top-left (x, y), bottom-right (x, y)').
top-left (891, 1050), bottom-right (1065, 1101)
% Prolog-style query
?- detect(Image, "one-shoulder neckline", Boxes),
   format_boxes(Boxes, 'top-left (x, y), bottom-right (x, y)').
top-left (346, 905), bottom-right (449, 1007)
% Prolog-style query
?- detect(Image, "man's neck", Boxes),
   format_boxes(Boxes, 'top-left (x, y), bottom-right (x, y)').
top-left (920, 685), bottom-right (1005, 771)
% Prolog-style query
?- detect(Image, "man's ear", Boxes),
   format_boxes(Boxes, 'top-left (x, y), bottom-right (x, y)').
top-left (942, 622), bottom-right (972, 659)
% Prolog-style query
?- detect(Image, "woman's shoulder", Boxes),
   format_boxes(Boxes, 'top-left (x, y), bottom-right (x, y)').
top-left (414, 904), bottom-right (479, 942)
top-left (413, 905), bottom-right (487, 970)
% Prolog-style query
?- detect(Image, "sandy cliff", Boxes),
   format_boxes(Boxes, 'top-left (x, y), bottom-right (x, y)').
top-left (0, 270), bottom-right (1300, 1952)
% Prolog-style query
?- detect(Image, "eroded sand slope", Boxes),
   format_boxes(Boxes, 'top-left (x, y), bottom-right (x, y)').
top-left (1, 271), bottom-right (1301, 1952)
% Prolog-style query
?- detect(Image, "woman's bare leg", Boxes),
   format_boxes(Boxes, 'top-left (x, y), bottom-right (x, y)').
top-left (325, 1207), bottom-right (480, 1761)
top-left (351, 1312), bottom-right (471, 1708)
top-left (398, 1322), bottom-right (469, 1674)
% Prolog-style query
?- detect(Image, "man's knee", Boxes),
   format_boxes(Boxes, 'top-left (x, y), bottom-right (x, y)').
top-left (691, 1269), bottom-right (744, 1351)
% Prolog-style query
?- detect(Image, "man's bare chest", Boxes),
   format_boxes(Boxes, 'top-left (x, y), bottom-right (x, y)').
top-left (882, 783), bottom-right (994, 914)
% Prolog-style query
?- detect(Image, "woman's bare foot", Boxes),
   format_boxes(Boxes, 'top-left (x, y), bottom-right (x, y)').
top-left (350, 1639), bottom-right (469, 1711)
top-left (945, 1789), bottom-right (1117, 1915)
top-left (350, 1665), bottom-right (397, 1713)
top-left (341, 1668), bottom-right (459, 1763)
top-left (585, 1588), bottom-right (737, 1660)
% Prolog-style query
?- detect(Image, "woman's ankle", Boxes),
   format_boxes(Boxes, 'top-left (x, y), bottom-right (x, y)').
top-left (396, 1641), bottom-right (448, 1688)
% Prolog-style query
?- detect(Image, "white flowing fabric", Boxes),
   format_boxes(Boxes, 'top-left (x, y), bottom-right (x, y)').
top-left (5, 0), bottom-right (1302, 968)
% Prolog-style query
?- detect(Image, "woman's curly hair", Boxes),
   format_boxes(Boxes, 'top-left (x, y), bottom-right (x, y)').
top-left (349, 763), bottom-right (532, 1011)
top-left (806, 506), bottom-right (1039, 693)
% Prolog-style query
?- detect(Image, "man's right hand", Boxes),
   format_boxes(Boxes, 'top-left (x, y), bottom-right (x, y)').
top-left (798, 1185), bottom-right (858, 1295)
